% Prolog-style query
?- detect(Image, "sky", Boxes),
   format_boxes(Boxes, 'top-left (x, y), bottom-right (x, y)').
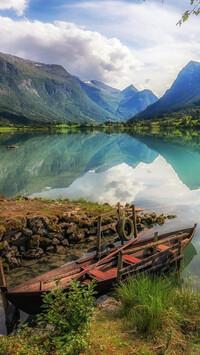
top-left (0, 0), bottom-right (199, 97)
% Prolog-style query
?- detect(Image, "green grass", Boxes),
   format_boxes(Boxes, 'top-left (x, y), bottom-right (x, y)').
top-left (114, 274), bottom-right (200, 345)
top-left (115, 274), bottom-right (172, 334)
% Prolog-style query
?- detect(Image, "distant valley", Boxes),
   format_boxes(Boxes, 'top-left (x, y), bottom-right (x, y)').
top-left (0, 52), bottom-right (157, 125)
top-left (1, 51), bottom-right (200, 126)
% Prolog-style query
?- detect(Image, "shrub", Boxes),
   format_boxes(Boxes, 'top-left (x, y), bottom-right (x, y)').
top-left (0, 280), bottom-right (96, 355)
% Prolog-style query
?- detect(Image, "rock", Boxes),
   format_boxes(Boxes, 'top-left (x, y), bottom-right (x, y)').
top-left (27, 218), bottom-right (44, 233)
top-left (56, 245), bottom-right (66, 254)
top-left (20, 259), bottom-right (39, 267)
top-left (48, 232), bottom-right (60, 240)
top-left (88, 236), bottom-right (96, 242)
top-left (0, 194), bottom-right (6, 201)
top-left (37, 228), bottom-right (48, 237)
top-left (5, 304), bottom-right (20, 335)
top-left (12, 235), bottom-right (29, 248)
top-left (94, 295), bottom-right (119, 312)
top-left (66, 223), bottom-right (79, 236)
top-left (10, 232), bottom-right (22, 242)
top-left (5, 251), bottom-right (20, 268)
top-left (39, 237), bottom-right (53, 249)
top-left (59, 222), bottom-right (69, 229)
top-left (6, 145), bottom-right (19, 149)
top-left (29, 235), bottom-right (40, 249)
top-left (22, 228), bottom-right (33, 237)
top-left (52, 238), bottom-right (60, 246)
top-left (61, 239), bottom-right (70, 247)
top-left (48, 224), bottom-right (61, 233)
top-left (46, 246), bottom-right (55, 253)
top-left (0, 241), bottom-right (11, 256)
top-left (11, 246), bottom-right (18, 252)
top-left (0, 225), bottom-right (6, 241)
top-left (41, 217), bottom-right (50, 229)
top-left (4, 218), bottom-right (26, 233)
top-left (23, 247), bottom-right (44, 259)
top-left (86, 228), bottom-right (96, 236)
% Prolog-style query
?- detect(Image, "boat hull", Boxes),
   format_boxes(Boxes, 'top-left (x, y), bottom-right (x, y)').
top-left (3, 225), bottom-right (197, 314)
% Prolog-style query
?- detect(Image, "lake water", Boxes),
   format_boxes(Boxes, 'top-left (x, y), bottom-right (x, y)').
top-left (0, 128), bottom-right (200, 333)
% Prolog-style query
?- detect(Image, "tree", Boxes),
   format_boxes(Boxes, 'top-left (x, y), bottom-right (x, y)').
top-left (178, 0), bottom-right (200, 25)
top-left (143, 1), bottom-right (200, 24)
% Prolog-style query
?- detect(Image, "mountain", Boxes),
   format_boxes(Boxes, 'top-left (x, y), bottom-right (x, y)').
top-left (134, 61), bottom-right (200, 120)
top-left (117, 89), bottom-right (158, 119)
top-left (0, 52), bottom-right (117, 125)
top-left (0, 51), bottom-right (157, 125)
top-left (78, 79), bottom-right (121, 116)
top-left (79, 80), bottom-right (158, 121)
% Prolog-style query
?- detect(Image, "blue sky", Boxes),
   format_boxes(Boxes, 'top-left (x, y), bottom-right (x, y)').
top-left (0, 0), bottom-right (199, 96)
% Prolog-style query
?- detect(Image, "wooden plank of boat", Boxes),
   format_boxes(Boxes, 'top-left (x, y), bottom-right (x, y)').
top-left (75, 228), bottom-right (153, 281)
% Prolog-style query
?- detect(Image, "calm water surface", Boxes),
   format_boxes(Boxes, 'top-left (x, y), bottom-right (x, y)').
top-left (0, 129), bottom-right (200, 283)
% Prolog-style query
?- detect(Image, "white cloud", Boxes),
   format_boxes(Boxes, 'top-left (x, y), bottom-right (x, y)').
top-left (0, 0), bottom-right (29, 16)
top-left (64, 1), bottom-right (200, 96)
top-left (0, 1), bottom-right (200, 95)
top-left (0, 16), bottom-right (141, 91)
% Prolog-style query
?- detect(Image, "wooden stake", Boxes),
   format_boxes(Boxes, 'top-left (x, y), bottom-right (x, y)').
top-left (152, 232), bottom-right (158, 267)
top-left (117, 202), bottom-right (121, 221)
top-left (0, 260), bottom-right (9, 314)
top-left (117, 251), bottom-right (123, 282)
top-left (132, 204), bottom-right (137, 239)
top-left (97, 216), bottom-right (102, 257)
top-left (177, 237), bottom-right (182, 272)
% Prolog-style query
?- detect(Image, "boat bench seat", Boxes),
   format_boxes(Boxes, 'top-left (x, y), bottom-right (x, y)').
top-left (89, 267), bottom-right (117, 281)
top-left (123, 254), bottom-right (141, 264)
top-left (157, 244), bottom-right (169, 251)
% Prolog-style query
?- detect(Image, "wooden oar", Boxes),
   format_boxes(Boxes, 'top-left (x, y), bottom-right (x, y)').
top-left (75, 228), bottom-right (153, 281)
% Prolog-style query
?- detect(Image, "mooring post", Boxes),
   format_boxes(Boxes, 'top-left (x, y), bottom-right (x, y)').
top-left (152, 232), bottom-right (158, 267)
top-left (132, 204), bottom-right (137, 239)
top-left (0, 260), bottom-right (9, 316)
top-left (97, 216), bottom-right (102, 257)
top-left (117, 202), bottom-right (121, 221)
top-left (117, 251), bottom-right (123, 282)
top-left (177, 237), bottom-right (182, 272)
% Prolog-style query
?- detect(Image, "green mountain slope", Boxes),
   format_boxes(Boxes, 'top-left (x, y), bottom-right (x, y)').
top-left (79, 80), bottom-right (158, 121)
top-left (134, 61), bottom-right (200, 120)
top-left (0, 52), bottom-right (117, 125)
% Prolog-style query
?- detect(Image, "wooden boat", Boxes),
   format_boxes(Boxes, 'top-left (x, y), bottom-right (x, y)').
top-left (0, 224), bottom-right (197, 315)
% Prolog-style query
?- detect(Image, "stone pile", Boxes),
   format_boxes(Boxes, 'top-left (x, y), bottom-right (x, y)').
top-left (0, 199), bottom-right (176, 270)
top-left (0, 212), bottom-right (107, 269)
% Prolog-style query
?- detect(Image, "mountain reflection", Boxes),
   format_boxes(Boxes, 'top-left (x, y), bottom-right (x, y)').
top-left (0, 131), bottom-right (157, 198)
top-left (1, 130), bottom-right (200, 199)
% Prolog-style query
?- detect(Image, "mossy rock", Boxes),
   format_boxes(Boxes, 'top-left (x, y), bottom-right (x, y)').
top-left (151, 212), bottom-right (157, 219)
top-left (145, 215), bottom-right (153, 225)
top-left (0, 241), bottom-right (7, 251)
top-left (0, 225), bottom-right (6, 241)
top-left (40, 237), bottom-right (53, 249)
top-left (2, 262), bottom-right (9, 271)
top-left (30, 235), bottom-right (40, 248)
top-left (4, 218), bottom-right (26, 232)
top-left (156, 216), bottom-right (165, 226)
top-left (167, 215), bottom-right (177, 219)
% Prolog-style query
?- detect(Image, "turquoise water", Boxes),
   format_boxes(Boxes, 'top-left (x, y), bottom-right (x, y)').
top-left (0, 130), bottom-right (200, 281)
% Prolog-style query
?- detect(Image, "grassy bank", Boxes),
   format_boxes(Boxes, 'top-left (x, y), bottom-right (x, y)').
top-left (89, 275), bottom-right (200, 354)
top-left (0, 275), bottom-right (200, 354)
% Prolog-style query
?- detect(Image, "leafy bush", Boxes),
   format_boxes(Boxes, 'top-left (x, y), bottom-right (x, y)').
top-left (0, 280), bottom-right (96, 355)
